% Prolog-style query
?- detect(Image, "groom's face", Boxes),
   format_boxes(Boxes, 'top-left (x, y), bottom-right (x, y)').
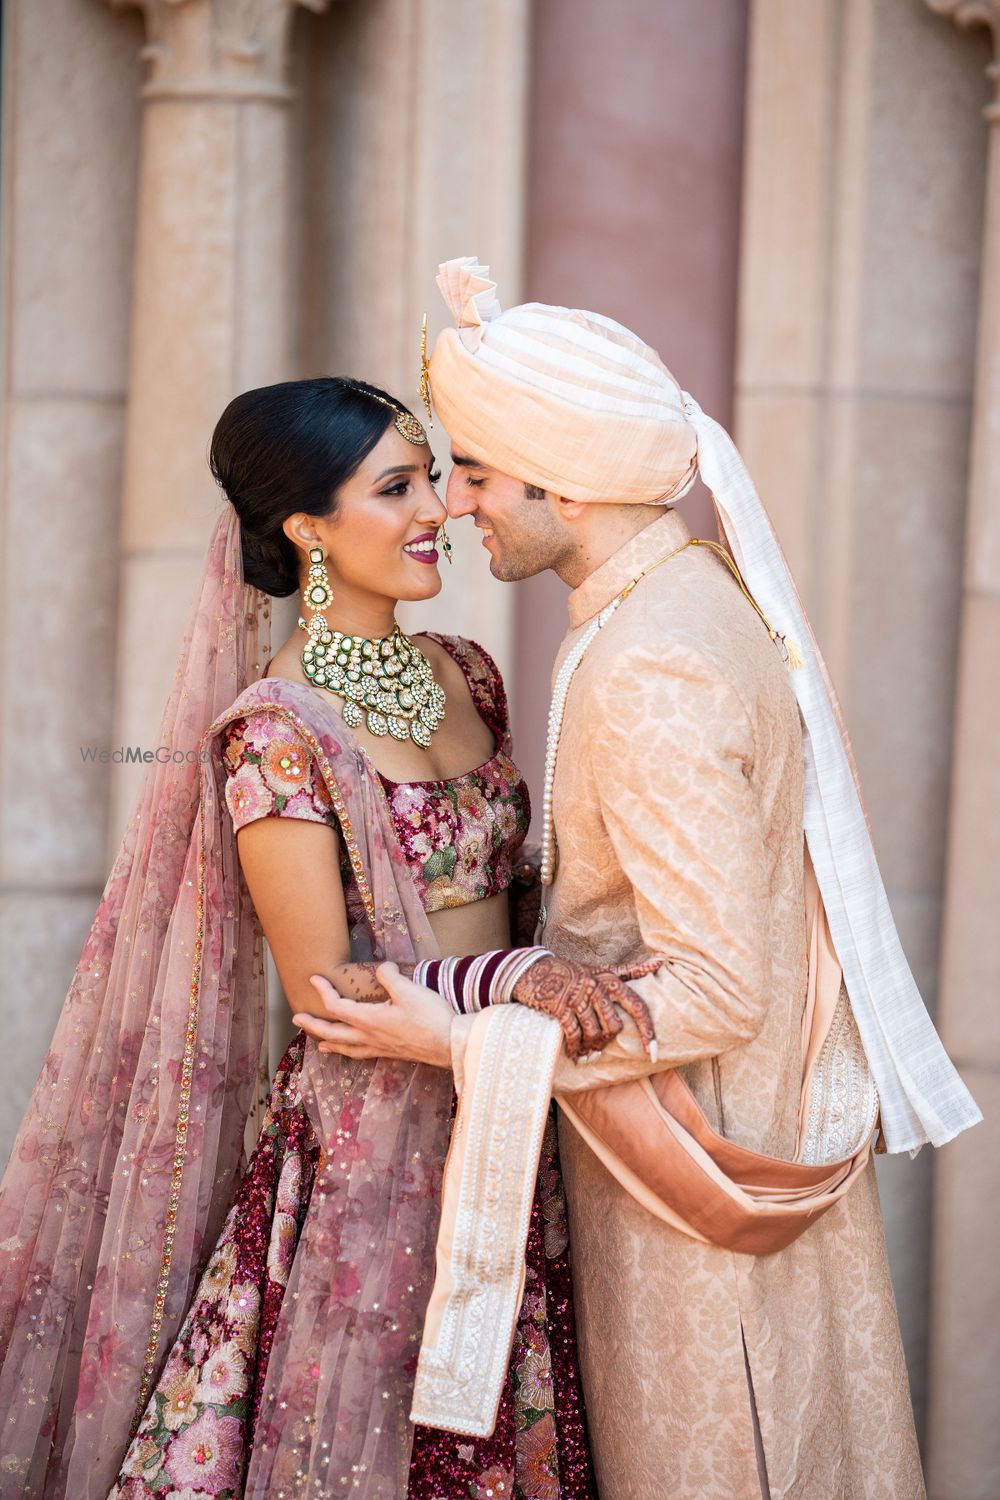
top-left (446, 451), bottom-right (569, 581)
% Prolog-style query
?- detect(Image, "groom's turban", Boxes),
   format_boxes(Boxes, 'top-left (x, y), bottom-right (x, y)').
top-left (426, 259), bottom-right (698, 505)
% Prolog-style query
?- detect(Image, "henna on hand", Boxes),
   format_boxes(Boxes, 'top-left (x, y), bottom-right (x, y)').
top-left (603, 956), bottom-right (663, 983)
top-left (329, 960), bottom-right (416, 1004)
top-left (594, 969), bottom-right (658, 1060)
top-left (509, 954), bottom-right (632, 1062)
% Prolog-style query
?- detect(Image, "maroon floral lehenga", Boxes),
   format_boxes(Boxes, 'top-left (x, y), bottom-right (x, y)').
top-left (111, 636), bottom-right (598, 1500)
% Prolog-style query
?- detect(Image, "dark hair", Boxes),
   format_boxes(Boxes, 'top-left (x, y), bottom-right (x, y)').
top-left (209, 377), bottom-right (417, 596)
top-left (524, 482), bottom-right (547, 500)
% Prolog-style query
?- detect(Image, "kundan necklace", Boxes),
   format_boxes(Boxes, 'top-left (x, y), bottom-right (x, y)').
top-left (298, 615), bottom-right (446, 748)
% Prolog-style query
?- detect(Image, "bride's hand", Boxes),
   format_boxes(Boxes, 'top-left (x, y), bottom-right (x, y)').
top-left (292, 963), bottom-right (452, 1068)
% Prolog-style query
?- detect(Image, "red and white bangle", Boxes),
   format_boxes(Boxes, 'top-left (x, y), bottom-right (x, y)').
top-left (413, 947), bottom-right (552, 1014)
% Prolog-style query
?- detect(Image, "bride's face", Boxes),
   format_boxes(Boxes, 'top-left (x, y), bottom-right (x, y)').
top-left (305, 425), bottom-right (447, 607)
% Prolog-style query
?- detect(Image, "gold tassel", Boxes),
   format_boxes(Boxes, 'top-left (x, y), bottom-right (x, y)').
top-left (784, 637), bottom-right (805, 671)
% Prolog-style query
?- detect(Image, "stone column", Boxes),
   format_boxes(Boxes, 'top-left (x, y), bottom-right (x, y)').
top-left (106, 0), bottom-right (326, 847)
top-left (0, 0), bottom-right (146, 1164)
top-left (735, 0), bottom-right (990, 1437)
top-left (515, 0), bottom-right (748, 805)
top-left (924, 6), bottom-right (1000, 1494)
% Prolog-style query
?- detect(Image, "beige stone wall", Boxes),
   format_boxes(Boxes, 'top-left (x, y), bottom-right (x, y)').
top-left (0, 0), bottom-right (145, 1155)
top-left (291, 0), bottom-right (529, 685)
top-left (0, 0), bottom-right (532, 1090)
top-left (922, 4), bottom-right (1000, 1494)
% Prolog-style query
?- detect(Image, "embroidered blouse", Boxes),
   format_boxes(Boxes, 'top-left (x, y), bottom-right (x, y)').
top-left (222, 634), bottom-right (530, 921)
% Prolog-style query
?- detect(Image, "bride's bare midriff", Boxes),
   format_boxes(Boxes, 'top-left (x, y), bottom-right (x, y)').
top-left (427, 889), bottom-right (511, 958)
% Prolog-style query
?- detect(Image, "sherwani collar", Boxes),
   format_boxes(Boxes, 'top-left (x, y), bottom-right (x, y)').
top-left (567, 506), bottom-right (692, 628)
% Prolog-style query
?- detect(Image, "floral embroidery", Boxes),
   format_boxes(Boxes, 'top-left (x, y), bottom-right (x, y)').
top-left (112, 1039), bottom-right (319, 1498)
top-left (380, 750), bottom-right (528, 914)
top-left (220, 636), bottom-right (531, 920)
top-left (259, 735), bottom-right (311, 797)
top-left (224, 763), bottom-right (274, 825)
top-left (221, 720), bottom-right (333, 834)
top-left (163, 1407), bottom-right (243, 1493)
top-left (195, 1341), bottom-right (247, 1407)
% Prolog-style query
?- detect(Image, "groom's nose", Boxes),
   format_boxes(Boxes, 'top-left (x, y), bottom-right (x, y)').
top-left (446, 468), bottom-right (477, 519)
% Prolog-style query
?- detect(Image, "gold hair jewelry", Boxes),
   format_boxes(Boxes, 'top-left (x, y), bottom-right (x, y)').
top-left (359, 386), bottom-right (427, 446)
top-left (297, 616), bottom-right (446, 747)
top-left (419, 313), bottom-right (434, 426)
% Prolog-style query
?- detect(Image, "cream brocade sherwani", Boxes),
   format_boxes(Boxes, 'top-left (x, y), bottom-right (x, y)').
top-left (524, 509), bottom-right (922, 1500)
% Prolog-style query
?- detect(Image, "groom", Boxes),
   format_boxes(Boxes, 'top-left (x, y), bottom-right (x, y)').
top-left (297, 259), bottom-right (979, 1499)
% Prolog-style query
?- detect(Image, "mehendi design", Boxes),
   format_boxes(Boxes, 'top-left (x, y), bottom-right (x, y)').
top-left (511, 955), bottom-right (656, 1062)
top-left (512, 957), bottom-right (614, 1058)
top-left (328, 960), bottom-right (415, 1004)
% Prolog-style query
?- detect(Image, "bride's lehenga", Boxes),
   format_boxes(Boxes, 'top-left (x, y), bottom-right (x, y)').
top-left (111, 637), bottom-right (597, 1500)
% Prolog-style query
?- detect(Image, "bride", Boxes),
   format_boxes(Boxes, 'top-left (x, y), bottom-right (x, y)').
top-left (0, 377), bottom-right (601, 1499)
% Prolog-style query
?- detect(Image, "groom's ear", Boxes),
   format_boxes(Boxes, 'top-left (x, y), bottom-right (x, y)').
top-left (556, 496), bottom-right (587, 522)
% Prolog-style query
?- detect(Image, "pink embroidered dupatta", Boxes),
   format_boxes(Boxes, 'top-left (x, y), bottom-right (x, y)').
top-left (209, 678), bottom-right (452, 1500)
top-left (0, 507), bottom-right (452, 1499)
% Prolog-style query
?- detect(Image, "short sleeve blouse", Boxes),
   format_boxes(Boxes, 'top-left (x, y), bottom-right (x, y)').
top-left (220, 636), bottom-right (530, 918)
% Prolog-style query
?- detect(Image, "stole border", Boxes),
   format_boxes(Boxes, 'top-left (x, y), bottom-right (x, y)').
top-left (410, 1005), bottom-right (562, 1437)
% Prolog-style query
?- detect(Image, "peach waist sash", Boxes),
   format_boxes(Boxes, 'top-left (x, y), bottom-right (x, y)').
top-left (410, 849), bottom-right (878, 1437)
top-left (560, 1047), bottom-right (875, 1257)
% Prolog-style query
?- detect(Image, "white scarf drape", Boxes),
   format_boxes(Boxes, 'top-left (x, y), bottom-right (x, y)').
top-left (681, 391), bottom-right (980, 1153)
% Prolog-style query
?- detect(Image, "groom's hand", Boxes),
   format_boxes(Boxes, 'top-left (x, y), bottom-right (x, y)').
top-left (512, 955), bottom-right (657, 1063)
top-left (292, 964), bottom-right (451, 1068)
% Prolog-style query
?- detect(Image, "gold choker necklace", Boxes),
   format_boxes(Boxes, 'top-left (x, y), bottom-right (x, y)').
top-left (298, 618), bottom-right (446, 748)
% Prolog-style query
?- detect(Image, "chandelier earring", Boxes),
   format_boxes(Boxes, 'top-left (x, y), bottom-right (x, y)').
top-left (298, 546), bottom-right (337, 687)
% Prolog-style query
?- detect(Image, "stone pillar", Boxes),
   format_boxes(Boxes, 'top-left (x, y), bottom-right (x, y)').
top-left (735, 0), bottom-right (990, 1438)
top-left (0, 0), bottom-right (146, 1163)
top-left (106, 0), bottom-right (326, 848)
top-left (924, 6), bottom-right (1000, 1494)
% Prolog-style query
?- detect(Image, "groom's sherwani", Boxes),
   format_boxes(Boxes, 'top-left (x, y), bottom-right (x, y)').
top-left (524, 509), bottom-right (921, 1500)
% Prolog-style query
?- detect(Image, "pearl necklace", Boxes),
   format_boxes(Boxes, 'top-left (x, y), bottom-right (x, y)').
top-left (537, 533), bottom-right (804, 932)
top-left (538, 540), bottom-right (696, 927)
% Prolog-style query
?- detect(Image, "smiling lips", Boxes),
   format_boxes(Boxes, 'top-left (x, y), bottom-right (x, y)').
top-left (403, 531), bottom-right (439, 564)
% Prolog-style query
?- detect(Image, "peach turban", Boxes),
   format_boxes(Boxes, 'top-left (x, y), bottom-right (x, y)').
top-left (427, 258), bottom-right (698, 505)
top-left (425, 254), bottom-right (981, 1157)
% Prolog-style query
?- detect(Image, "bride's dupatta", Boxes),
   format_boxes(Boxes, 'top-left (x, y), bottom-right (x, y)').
top-left (0, 507), bottom-right (451, 1499)
top-left (208, 676), bottom-right (451, 1500)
